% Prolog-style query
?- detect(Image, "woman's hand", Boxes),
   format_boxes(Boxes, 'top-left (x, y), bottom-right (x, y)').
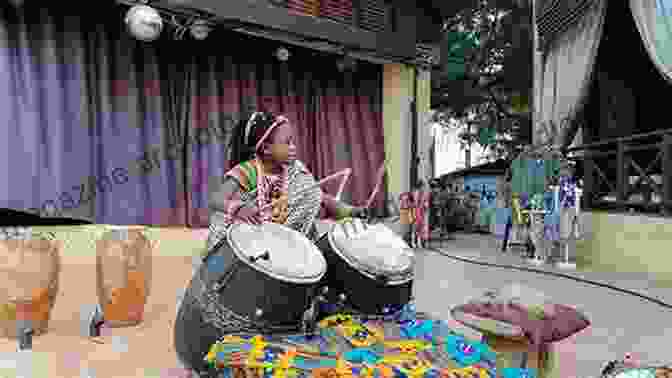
top-left (350, 206), bottom-right (369, 219)
top-left (271, 194), bottom-right (289, 223)
top-left (234, 201), bottom-right (262, 225)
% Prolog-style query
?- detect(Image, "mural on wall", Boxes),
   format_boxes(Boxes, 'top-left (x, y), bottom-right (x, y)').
top-left (464, 175), bottom-right (500, 231)
top-left (464, 175), bottom-right (498, 209)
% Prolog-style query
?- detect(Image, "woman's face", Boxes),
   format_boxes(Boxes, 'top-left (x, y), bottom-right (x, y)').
top-left (265, 121), bottom-right (297, 164)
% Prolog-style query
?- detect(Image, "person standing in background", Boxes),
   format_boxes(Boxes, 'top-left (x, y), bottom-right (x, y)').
top-left (429, 179), bottom-right (442, 234)
top-left (500, 168), bottom-right (514, 252)
top-left (418, 183), bottom-right (432, 248)
top-left (411, 180), bottom-right (429, 248)
top-left (439, 183), bottom-right (457, 239)
top-left (399, 191), bottom-right (415, 245)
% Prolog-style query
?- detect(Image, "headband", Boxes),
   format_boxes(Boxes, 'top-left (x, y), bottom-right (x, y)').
top-left (254, 115), bottom-right (289, 152)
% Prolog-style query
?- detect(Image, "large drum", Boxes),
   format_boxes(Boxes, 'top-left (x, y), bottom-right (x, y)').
top-left (316, 218), bottom-right (414, 315)
top-left (174, 222), bottom-right (327, 373)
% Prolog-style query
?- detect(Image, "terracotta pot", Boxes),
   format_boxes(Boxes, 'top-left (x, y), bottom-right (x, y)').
top-left (96, 227), bottom-right (152, 327)
top-left (0, 231), bottom-right (60, 338)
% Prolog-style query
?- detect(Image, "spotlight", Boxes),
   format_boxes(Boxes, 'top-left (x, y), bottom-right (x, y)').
top-left (125, 5), bottom-right (163, 42)
top-left (190, 19), bottom-right (211, 40)
top-left (276, 47), bottom-right (290, 62)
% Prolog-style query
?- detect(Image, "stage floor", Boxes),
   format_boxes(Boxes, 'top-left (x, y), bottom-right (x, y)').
top-left (1, 226), bottom-right (668, 377)
top-left (0, 227), bottom-right (201, 378)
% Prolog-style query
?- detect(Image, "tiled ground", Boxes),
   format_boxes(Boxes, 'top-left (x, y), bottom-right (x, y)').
top-left (427, 232), bottom-right (672, 304)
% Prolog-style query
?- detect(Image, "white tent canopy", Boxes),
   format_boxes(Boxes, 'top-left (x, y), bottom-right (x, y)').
top-left (535, 0), bottom-right (607, 148)
top-left (629, 0), bottom-right (672, 83)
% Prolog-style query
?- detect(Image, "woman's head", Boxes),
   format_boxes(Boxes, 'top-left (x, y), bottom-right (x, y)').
top-left (232, 111), bottom-right (297, 166)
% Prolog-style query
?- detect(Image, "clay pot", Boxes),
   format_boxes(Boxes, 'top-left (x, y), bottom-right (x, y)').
top-left (0, 231), bottom-right (60, 338)
top-left (96, 227), bottom-right (152, 327)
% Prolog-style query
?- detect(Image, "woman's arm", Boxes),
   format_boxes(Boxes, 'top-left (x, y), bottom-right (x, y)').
top-left (209, 177), bottom-right (246, 216)
top-left (321, 193), bottom-right (368, 220)
top-left (322, 193), bottom-right (351, 219)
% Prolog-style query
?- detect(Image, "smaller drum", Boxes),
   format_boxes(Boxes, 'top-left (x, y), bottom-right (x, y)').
top-left (174, 222), bottom-right (327, 373)
top-left (316, 218), bottom-right (414, 314)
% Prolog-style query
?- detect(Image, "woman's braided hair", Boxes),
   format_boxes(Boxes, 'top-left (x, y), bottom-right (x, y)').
top-left (230, 111), bottom-right (277, 166)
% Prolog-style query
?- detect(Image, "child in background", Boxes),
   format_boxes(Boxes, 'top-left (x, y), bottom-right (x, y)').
top-left (412, 180), bottom-right (430, 248)
top-left (399, 191), bottom-right (415, 245)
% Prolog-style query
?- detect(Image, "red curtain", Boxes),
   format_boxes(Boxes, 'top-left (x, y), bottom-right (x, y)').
top-left (312, 72), bottom-right (385, 209)
top-left (183, 32), bottom-right (385, 227)
top-left (0, 3), bottom-right (385, 227)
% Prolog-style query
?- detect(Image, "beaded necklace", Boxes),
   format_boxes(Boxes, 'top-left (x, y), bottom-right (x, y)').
top-left (255, 158), bottom-right (290, 223)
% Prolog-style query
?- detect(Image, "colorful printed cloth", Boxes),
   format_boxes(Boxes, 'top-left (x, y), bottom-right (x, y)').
top-left (558, 176), bottom-right (577, 209)
top-left (477, 208), bottom-right (496, 229)
top-left (511, 196), bottom-right (525, 225)
top-left (494, 208), bottom-right (512, 239)
top-left (542, 190), bottom-right (560, 242)
top-left (203, 304), bottom-right (508, 378)
top-left (510, 159), bottom-right (561, 200)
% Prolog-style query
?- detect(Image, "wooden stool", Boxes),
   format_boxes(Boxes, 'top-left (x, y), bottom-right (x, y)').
top-left (481, 332), bottom-right (551, 377)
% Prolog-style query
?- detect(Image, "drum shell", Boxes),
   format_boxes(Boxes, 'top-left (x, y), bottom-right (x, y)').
top-left (0, 233), bottom-right (60, 338)
top-left (174, 288), bottom-right (222, 374)
top-left (175, 238), bottom-right (319, 373)
top-left (316, 234), bottom-right (412, 314)
top-left (198, 238), bottom-right (319, 325)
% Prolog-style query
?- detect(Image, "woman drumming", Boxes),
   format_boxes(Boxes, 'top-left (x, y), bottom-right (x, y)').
top-left (207, 111), bottom-right (367, 250)
top-left (175, 111), bottom-right (367, 375)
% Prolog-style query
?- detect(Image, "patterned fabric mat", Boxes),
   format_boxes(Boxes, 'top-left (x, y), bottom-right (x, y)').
top-left (203, 305), bottom-right (537, 378)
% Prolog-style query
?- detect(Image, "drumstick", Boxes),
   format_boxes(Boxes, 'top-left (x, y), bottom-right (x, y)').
top-left (364, 160), bottom-right (388, 209)
top-left (259, 168), bottom-right (352, 211)
top-left (334, 168), bottom-right (351, 201)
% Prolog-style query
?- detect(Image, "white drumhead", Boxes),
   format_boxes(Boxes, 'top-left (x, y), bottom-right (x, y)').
top-left (228, 223), bottom-right (326, 283)
top-left (366, 224), bottom-right (413, 253)
top-left (329, 219), bottom-right (413, 280)
top-left (314, 220), bottom-right (334, 240)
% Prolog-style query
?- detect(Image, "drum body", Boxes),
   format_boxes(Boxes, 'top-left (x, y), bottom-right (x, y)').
top-left (174, 222), bottom-right (326, 373)
top-left (316, 219), bottom-right (414, 314)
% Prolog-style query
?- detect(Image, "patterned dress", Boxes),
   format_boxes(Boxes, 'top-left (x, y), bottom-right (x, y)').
top-left (414, 191), bottom-right (431, 244)
top-left (207, 159), bottom-right (323, 250)
top-left (176, 160), bottom-right (325, 372)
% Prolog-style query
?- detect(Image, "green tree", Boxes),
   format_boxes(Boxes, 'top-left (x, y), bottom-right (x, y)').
top-left (432, 0), bottom-right (532, 162)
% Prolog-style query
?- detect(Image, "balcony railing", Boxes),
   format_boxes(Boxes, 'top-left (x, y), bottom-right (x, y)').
top-left (565, 128), bottom-right (672, 216)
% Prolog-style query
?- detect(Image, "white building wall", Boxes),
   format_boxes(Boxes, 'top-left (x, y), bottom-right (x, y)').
top-left (432, 121), bottom-right (490, 177)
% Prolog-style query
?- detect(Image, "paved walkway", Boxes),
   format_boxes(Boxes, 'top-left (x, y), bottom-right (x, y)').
top-left (427, 232), bottom-right (672, 305)
top-left (415, 233), bottom-right (672, 378)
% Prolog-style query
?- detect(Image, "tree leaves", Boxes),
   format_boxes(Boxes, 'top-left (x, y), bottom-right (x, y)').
top-left (432, 0), bottom-right (533, 160)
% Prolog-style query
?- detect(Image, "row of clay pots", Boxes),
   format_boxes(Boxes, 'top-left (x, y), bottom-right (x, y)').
top-left (0, 226), bottom-right (152, 342)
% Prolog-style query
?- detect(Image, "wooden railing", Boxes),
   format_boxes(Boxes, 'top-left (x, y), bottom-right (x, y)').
top-left (565, 128), bottom-right (672, 216)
